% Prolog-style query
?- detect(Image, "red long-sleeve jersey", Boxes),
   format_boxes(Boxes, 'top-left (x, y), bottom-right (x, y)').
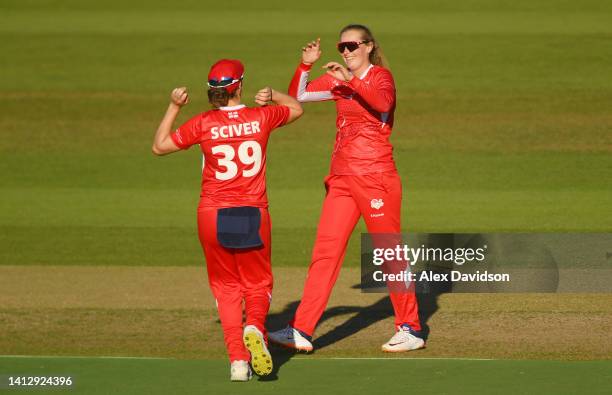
top-left (170, 104), bottom-right (290, 208)
top-left (288, 62), bottom-right (397, 175)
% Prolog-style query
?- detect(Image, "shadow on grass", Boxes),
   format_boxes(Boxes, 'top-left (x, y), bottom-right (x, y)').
top-left (261, 234), bottom-right (498, 379)
top-left (263, 281), bottom-right (448, 380)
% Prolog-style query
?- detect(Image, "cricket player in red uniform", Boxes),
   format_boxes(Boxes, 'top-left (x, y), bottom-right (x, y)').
top-left (152, 59), bottom-right (303, 381)
top-left (269, 25), bottom-right (425, 353)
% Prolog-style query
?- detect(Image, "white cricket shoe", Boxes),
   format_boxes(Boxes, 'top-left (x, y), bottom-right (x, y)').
top-left (381, 325), bottom-right (425, 352)
top-left (268, 325), bottom-right (313, 352)
top-left (230, 360), bottom-right (251, 382)
top-left (243, 325), bottom-right (273, 376)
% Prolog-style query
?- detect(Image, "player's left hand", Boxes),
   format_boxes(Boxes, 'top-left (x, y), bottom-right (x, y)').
top-left (255, 87), bottom-right (273, 106)
top-left (323, 62), bottom-right (352, 82)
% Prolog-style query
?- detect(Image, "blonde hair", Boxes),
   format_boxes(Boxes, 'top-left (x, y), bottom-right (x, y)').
top-left (340, 24), bottom-right (389, 69)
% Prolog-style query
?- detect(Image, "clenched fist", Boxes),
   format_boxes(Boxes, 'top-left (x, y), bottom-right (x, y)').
top-left (170, 87), bottom-right (189, 107)
top-left (255, 87), bottom-right (274, 106)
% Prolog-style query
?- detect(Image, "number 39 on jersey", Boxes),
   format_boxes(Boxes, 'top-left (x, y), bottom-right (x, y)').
top-left (169, 104), bottom-right (290, 208)
top-left (211, 141), bottom-right (262, 180)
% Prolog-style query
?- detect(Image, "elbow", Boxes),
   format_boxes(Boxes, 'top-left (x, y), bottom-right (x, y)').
top-left (286, 105), bottom-right (304, 124)
top-left (291, 105), bottom-right (304, 121)
top-left (151, 144), bottom-right (164, 156)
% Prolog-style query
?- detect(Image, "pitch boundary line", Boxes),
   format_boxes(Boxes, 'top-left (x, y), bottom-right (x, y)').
top-left (1, 355), bottom-right (494, 362)
top-left (292, 357), bottom-right (497, 361)
top-left (0, 355), bottom-right (175, 360)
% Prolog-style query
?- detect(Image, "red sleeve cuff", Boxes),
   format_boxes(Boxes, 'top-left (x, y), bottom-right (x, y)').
top-left (299, 62), bottom-right (313, 71)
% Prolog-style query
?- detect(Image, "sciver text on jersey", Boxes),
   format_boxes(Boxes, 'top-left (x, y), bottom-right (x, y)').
top-left (211, 121), bottom-right (261, 140)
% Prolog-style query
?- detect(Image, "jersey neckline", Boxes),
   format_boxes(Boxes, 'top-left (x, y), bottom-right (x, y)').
top-left (219, 104), bottom-right (246, 111)
top-left (358, 64), bottom-right (374, 80)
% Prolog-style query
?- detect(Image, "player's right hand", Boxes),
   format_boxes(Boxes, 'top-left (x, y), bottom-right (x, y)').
top-left (170, 87), bottom-right (189, 107)
top-left (302, 38), bottom-right (321, 65)
top-left (255, 87), bottom-right (273, 106)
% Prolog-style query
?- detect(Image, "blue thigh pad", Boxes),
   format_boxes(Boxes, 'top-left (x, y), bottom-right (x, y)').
top-left (216, 206), bottom-right (263, 249)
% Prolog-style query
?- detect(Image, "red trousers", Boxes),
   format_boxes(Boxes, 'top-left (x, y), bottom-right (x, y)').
top-left (198, 207), bottom-right (272, 362)
top-left (291, 171), bottom-right (421, 336)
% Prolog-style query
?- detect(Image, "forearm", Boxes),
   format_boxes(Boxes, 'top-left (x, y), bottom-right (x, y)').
top-left (288, 62), bottom-right (333, 102)
top-left (271, 89), bottom-right (300, 109)
top-left (271, 89), bottom-right (303, 123)
top-left (288, 62), bottom-right (311, 98)
top-left (152, 103), bottom-right (181, 155)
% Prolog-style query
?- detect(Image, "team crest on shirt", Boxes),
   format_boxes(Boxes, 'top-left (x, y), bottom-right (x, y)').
top-left (371, 198), bottom-right (384, 210)
top-left (227, 111), bottom-right (239, 119)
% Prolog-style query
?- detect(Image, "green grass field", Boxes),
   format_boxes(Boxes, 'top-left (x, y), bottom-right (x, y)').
top-left (2, 356), bottom-right (611, 394)
top-left (1, 0), bottom-right (611, 393)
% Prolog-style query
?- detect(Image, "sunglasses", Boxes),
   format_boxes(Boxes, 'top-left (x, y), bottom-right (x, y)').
top-left (207, 76), bottom-right (242, 88)
top-left (336, 40), bottom-right (370, 53)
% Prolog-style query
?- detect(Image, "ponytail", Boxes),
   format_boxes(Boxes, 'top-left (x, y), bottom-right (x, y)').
top-left (370, 43), bottom-right (389, 69)
top-left (340, 24), bottom-right (389, 69)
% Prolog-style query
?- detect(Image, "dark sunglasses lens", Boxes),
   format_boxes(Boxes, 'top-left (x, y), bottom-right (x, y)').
top-left (209, 77), bottom-right (233, 87)
top-left (337, 42), bottom-right (359, 53)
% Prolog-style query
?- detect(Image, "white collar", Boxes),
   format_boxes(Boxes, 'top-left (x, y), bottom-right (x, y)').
top-left (358, 64), bottom-right (374, 80)
top-left (219, 104), bottom-right (246, 111)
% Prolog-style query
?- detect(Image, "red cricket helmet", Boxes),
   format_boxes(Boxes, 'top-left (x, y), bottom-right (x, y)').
top-left (207, 59), bottom-right (244, 94)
